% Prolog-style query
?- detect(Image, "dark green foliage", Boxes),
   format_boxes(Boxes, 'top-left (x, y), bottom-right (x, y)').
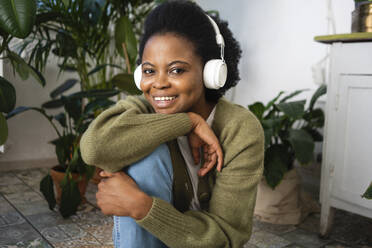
top-left (111, 73), bottom-right (142, 95)
top-left (3, 0), bottom-right (161, 218)
top-left (50, 79), bottom-right (79, 99)
top-left (0, 76), bottom-right (16, 113)
top-left (0, 0), bottom-right (36, 38)
top-left (362, 182), bottom-right (372, 200)
top-left (0, 113), bottom-right (8, 145)
top-left (40, 174), bottom-right (56, 210)
top-left (59, 174), bottom-right (81, 218)
top-left (248, 85), bottom-right (327, 189)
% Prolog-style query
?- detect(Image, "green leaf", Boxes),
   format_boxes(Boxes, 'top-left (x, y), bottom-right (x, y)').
top-left (63, 97), bottom-right (82, 123)
top-left (83, 99), bottom-right (115, 114)
top-left (115, 16), bottom-right (137, 62)
top-left (42, 98), bottom-right (64, 109)
top-left (0, 76), bottom-right (16, 113)
top-left (111, 73), bottom-right (142, 95)
top-left (59, 174), bottom-right (81, 218)
top-left (279, 89), bottom-right (307, 103)
top-left (264, 144), bottom-right (292, 189)
top-left (277, 100), bottom-right (306, 120)
top-left (50, 79), bottom-right (78, 99)
top-left (50, 134), bottom-right (75, 166)
top-left (0, 113), bottom-right (8, 145)
top-left (303, 108), bottom-right (325, 128)
top-left (54, 113), bottom-right (67, 128)
top-left (248, 102), bottom-right (265, 120)
top-left (362, 182), bottom-right (372, 200)
top-left (40, 174), bottom-right (56, 210)
top-left (0, 0), bottom-right (36, 38)
top-left (68, 89), bottom-right (120, 99)
top-left (288, 129), bottom-right (314, 164)
top-left (265, 91), bottom-right (284, 111)
top-left (302, 126), bottom-right (323, 142)
top-left (263, 127), bottom-right (273, 149)
top-left (309, 84), bottom-right (327, 110)
top-left (6, 106), bottom-right (48, 120)
top-left (8, 51), bottom-right (46, 86)
top-left (87, 64), bottom-right (122, 77)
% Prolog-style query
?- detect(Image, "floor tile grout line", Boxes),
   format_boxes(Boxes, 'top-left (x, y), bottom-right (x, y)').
top-left (0, 189), bottom-right (55, 247)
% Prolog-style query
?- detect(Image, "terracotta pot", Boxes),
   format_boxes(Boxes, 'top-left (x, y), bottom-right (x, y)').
top-left (49, 165), bottom-right (88, 204)
top-left (254, 169), bottom-right (319, 225)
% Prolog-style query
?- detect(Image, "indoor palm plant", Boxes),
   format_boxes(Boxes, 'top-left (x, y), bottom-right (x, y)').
top-left (249, 84), bottom-right (327, 224)
top-left (8, 83), bottom-right (120, 217)
top-left (3, 0), bottom-right (160, 218)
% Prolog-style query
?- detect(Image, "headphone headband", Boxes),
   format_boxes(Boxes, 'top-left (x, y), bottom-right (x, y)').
top-left (205, 14), bottom-right (225, 62)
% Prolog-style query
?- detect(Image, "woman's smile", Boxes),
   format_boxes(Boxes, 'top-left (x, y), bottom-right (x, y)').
top-left (152, 95), bottom-right (178, 108)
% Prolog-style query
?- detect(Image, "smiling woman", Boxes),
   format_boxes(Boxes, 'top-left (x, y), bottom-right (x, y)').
top-left (141, 33), bottom-right (210, 117)
top-left (80, 1), bottom-right (263, 248)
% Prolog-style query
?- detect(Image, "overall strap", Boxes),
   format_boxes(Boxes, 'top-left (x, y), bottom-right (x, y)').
top-left (167, 140), bottom-right (193, 213)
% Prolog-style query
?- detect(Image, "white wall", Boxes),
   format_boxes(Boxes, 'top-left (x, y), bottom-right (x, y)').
top-left (0, 0), bottom-right (355, 167)
top-left (196, 0), bottom-right (354, 106)
top-left (0, 58), bottom-right (78, 169)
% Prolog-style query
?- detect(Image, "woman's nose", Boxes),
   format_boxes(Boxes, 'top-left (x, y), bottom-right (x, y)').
top-left (152, 72), bottom-right (170, 89)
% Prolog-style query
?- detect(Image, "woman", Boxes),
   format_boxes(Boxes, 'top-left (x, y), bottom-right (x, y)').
top-left (80, 1), bottom-right (264, 247)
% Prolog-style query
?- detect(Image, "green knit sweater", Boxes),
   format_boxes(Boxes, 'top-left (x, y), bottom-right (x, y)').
top-left (80, 96), bottom-right (264, 248)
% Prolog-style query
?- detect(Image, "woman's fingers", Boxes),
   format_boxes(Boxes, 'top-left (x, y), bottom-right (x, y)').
top-left (191, 146), bottom-right (201, 165)
top-left (100, 170), bottom-right (115, 178)
top-left (198, 152), bottom-right (217, 177)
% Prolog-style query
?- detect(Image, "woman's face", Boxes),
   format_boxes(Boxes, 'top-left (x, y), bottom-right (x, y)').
top-left (140, 33), bottom-right (209, 115)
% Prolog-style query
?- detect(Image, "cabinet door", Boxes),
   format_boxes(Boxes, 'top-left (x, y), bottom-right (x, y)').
top-left (332, 75), bottom-right (372, 213)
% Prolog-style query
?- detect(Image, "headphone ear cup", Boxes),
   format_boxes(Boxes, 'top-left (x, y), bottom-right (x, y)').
top-left (203, 59), bottom-right (228, 89)
top-left (133, 65), bottom-right (142, 91)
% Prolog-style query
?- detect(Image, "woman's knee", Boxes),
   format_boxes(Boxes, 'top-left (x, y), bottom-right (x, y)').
top-left (125, 143), bottom-right (173, 202)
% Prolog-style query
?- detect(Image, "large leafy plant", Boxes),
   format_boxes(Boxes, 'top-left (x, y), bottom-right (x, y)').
top-left (8, 85), bottom-right (120, 217)
top-left (2, 0), bottom-right (162, 218)
top-left (19, 0), bottom-right (155, 93)
top-left (0, 0), bottom-right (41, 145)
top-left (249, 85), bottom-right (327, 189)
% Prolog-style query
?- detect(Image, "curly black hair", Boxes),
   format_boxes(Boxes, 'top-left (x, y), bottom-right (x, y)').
top-left (138, 0), bottom-right (242, 102)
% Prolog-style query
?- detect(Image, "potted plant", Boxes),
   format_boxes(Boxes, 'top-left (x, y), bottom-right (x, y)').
top-left (248, 84), bottom-right (327, 224)
top-left (8, 83), bottom-right (120, 217)
top-left (3, 0), bottom-right (160, 218)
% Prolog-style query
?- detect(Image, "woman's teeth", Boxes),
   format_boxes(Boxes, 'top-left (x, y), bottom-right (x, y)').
top-left (154, 96), bottom-right (176, 101)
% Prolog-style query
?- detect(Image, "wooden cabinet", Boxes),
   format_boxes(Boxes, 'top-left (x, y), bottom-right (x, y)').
top-left (320, 41), bottom-right (372, 236)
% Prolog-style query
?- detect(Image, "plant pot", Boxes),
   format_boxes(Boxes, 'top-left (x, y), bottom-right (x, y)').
top-left (50, 165), bottom-right (88, 204)
top-left (352, 2), bottom-right (372, 32)
top-left (254, 168), bottom-right (319, 225)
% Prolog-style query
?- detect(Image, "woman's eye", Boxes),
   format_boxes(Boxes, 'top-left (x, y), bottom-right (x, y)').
top-left (170, 68), bottom-right (185, 74)
top-left (143, 69), bottom-right (154, 74)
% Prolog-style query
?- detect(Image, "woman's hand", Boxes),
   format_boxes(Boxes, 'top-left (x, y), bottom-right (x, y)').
top-left (96, 171), bottom-right (153, 220)
top-left (187, 112), bottom-right (223, 177)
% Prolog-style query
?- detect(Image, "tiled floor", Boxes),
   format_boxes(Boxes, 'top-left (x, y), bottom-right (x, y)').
top-left (0, 168), bottom-right (371, 248)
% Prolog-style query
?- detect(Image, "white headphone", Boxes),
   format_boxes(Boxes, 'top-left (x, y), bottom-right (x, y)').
top-left (133, 14), bottom-right (227, 90)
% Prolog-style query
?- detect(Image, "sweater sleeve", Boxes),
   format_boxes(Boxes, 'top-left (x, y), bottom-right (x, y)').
top-left (137, 111), bottom-right (265, 248)
top-left (80, 96), bottom-right (192, 172)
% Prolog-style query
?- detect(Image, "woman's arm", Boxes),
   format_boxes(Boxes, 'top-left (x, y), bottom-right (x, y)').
top-left (96, 110), bottom-right (264, 248)
top-left (80, 96), bottom-right (192, 172)
top-left (136, 114), bottom-right (264, 248)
